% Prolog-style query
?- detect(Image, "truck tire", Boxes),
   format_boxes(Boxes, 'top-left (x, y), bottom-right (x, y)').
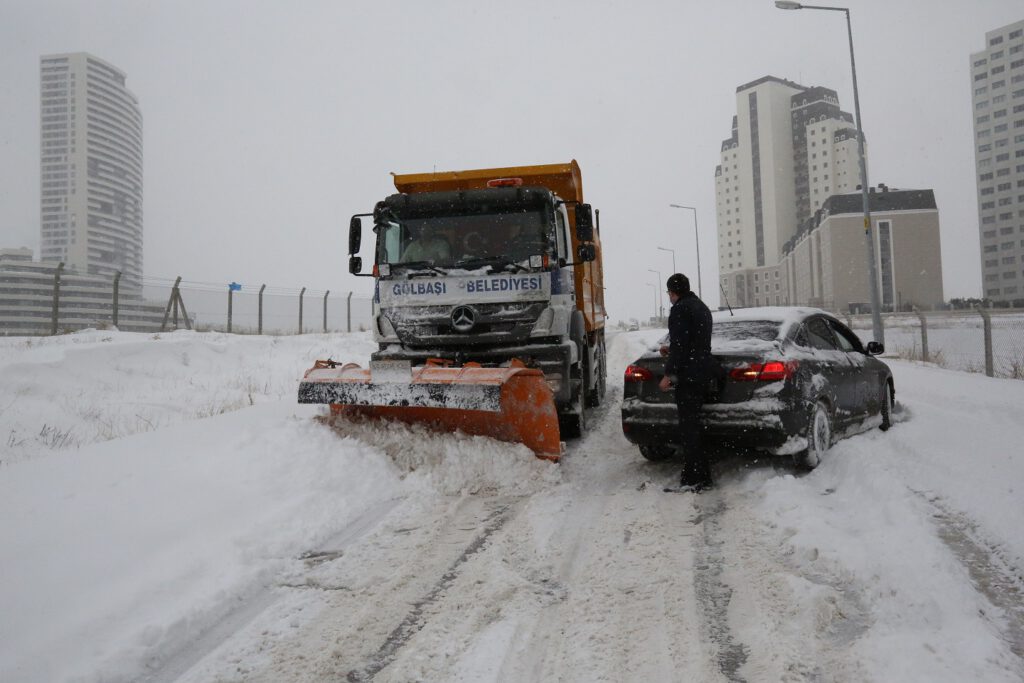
top-left (559, 381), bottom-right (587, 439)
top-left (585, 342), bottom-right (598, 405)
top-left (585, 335), bottom-right (607, 407)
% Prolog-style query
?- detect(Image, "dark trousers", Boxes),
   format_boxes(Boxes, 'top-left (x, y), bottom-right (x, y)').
top-left (675, 383), bottom-right (711, 485)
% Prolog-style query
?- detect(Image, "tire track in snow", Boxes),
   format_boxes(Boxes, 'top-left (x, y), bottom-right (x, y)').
top-left (345, 499), bottom-right (515, 682)
top-left (917, 491), bottom-right (1024, 664)
top-left (145, 496), bottom-right (404, 683)
top-left (693, 492), bottom-right (749, 683)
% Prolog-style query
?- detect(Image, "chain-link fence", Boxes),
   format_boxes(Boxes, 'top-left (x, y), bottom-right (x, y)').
top-left (845, 308), bottom-right (1024, 379)
top-left (142, 278), bottom-right (374, 335)
top-left (0, 260), bottom-right (373, 336)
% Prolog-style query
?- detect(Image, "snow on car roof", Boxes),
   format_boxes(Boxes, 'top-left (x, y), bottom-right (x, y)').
top-left (711, 306), bottom-right (828, 325)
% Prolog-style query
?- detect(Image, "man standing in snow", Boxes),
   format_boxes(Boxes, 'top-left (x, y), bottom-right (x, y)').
top-left (658, 273), bottom-right (714, 491)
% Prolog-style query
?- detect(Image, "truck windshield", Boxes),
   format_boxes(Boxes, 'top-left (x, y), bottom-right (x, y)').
top-left (379, 210), bottom-right (551, 270)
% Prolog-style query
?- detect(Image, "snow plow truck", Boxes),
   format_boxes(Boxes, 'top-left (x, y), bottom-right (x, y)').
top-left (298, 160), bottom-right (607, 460)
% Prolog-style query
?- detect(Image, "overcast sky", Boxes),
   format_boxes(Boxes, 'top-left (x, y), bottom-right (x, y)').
top-left (1, 0), bottom-right (1021, 320)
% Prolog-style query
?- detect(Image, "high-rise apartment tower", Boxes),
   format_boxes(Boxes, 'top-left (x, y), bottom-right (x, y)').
top-left (40, 53), bottom-right (143, 287)
top-left (716, 76), bottom-right (863, 284)
top-left (970, 19), bottom-right (1024, 304)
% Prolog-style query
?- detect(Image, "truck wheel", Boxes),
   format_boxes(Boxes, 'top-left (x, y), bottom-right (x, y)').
top-left (585, 335), bottom-right (607, 407)
top-left (586, 342), bottom-right (604, 407)
top-left (559, 382), bottom-right (587, 439)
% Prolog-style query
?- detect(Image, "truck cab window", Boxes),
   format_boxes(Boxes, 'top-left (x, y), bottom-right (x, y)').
top-left (555, 208), bottom-right (568, 260)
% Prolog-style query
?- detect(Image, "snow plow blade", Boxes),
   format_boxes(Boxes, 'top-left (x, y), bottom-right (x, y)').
top-left (298, 359), bottom-right (563, 460)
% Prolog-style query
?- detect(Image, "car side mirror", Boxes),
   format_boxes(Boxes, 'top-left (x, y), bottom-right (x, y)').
top-left (866, 341), bottom-right (884, 355)
top-left (349, 256), bottom-right (363, 275)
top-left (348, 216), bottom-right (362, 255)
top-left (577, 244), bottom-right (596, 263)
top-left (575, 203), bottom-right (594, 242)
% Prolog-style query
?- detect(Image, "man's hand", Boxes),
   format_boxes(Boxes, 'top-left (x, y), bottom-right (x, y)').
top-left (659, 345), bottom-right (669, 357)
top-left (658, 375), bottom-right (673, 392)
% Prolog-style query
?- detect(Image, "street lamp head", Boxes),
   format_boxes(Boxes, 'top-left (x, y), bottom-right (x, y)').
top-left (775, 1), bottom-right (803, 8)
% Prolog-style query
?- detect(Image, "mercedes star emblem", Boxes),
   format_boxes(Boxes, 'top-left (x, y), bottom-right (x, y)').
top-left (450, 306), bottom-right (476, 332)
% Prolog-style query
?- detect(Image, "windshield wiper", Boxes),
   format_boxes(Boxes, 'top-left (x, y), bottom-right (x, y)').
top-left (393, 260), bottom-right (448, 276)
top-left (453, 256), bottom-right (528, 273)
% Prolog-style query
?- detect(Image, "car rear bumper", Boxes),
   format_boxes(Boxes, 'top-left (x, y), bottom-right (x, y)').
top-left (621, 397), bottom-right (808, 454)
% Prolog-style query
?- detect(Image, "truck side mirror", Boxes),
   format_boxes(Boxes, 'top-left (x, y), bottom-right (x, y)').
top-left (349, 256), bottom-right (363, 275)
top-left (577, 244), bottom-right (596, 263)
top-left (349, 216), bottom-right (362, 255)
top-left (575, 203), bottom-right (594, 242)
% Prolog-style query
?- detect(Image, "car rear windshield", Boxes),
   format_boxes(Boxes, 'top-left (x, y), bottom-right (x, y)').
top-left (712, 320), bottom-right (781, 343)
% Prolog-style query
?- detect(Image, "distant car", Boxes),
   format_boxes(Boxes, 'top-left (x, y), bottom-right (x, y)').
top-left (621, 307), bottom-right (894, 468)
top-left (628, 322), bottom-right (640, 331)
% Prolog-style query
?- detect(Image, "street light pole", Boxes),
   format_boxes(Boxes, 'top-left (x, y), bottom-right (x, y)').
top-left (775, 0), bottom-right (884, 345)
top-left (646, 282), bottom-right (658, 322)
top-left (648, 268), bottom-right (663, 320)
top-left (669, 204), bottom-right (702, 300)
top-left (657, 246), bottom-right (676, 274)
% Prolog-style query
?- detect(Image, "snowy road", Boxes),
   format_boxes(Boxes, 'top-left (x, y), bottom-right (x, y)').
top-left (2, 329), bottom-right (1023, 682)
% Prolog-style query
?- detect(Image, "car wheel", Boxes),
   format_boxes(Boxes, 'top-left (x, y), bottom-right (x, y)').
top-left (639, 443), bottom-right (675, 461)
top-left (879, 382), bottom-right (893, 431)
top-left (794, 400), bottom-right (831, 470)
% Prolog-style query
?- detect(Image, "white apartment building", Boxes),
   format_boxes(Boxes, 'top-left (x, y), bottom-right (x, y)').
top-left (0, 248), bottom-right (163, 335)
top-left (716, 76), bottom-right (864, 279)
top-left (970, 19), bottom-right (1024, 305)
top-left (40, 53), bottom-right (143, 288)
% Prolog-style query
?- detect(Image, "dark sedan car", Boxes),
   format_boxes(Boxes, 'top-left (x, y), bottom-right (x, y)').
top-left (621, 307), bottom-right (894, 469)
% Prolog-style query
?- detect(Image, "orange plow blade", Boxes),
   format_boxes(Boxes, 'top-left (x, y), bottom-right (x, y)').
top-left (298, 359), bottom-right (563, 460)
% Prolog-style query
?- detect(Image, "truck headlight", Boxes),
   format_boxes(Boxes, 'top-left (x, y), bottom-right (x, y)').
top-left (377, 314), bottom-right (398, 339)
top-left (530, 308), bottom-right (554, 336)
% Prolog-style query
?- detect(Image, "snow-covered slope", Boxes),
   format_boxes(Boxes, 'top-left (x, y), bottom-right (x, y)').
top-left (1, 329), bottom-right (1022, 682)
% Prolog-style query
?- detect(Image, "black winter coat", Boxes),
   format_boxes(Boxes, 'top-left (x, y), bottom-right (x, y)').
top-left (664, 292), bottom-right (713, 384)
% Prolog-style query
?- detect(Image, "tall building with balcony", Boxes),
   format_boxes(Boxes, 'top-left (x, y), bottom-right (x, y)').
top-left (970, 20), bottom-right (1024, 305)
top-left (714, 75), bottom-right (945, 312)
top-left (40, 53), bottom-right (143, 289)
top-left (715, 76), bottom-right (863, 284)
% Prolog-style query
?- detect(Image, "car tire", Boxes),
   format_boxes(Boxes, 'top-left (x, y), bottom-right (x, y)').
top-left (639, 443), bottom-right (675, 461)
top-left (794, 400), bottom-right (831, 470)
top-left (879, 382), bottom-right (893, 431)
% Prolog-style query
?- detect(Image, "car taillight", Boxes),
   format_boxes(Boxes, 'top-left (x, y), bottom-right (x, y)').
top-left (728, 360), bottom-right (798, 382)
top-left (624, 364), bottom-right (653, 382)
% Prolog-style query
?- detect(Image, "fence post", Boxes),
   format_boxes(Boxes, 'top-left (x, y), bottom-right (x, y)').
top-left (112, 271), bottom-right (121, 328)
top-left (298, 287), bottom-right (306, 335)
top-left (227, 285), bottom-right (234, 333)
top-left (975, 304), bottom-right (994, 377)
top-left (258, 284), bottom-right (266, 335)
top-left (347, 291), bottom-right (353, 332)
top-left (51, 261), bottom-right (65, 335)
top-left (323, 290), bottom-right (330, 333)
top-left (914, 307), bottom-right (928, 363)
top-left (161, 276), bottom-right (182, 331)
top-left (844, 314), bottom-right (852, 328)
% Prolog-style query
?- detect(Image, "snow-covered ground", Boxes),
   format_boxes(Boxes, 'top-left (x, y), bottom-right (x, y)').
top-left (1, 329), bottom-right (1022, 682)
